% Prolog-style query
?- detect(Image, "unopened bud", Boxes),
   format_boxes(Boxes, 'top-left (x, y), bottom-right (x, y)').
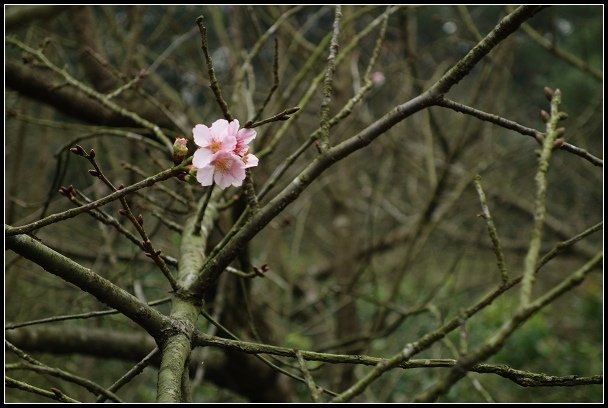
top-left (70, 145), bottom-right (86, 156)
top-left (89, 149), bottom-right (96, 159)
top-left (534, 133), bottom-right (545, 145)
top-left (136, 214), bottom-right (144, 226)
top-left (543, 86), bottom-right (554, 101)
top-left (558, 112), bottom-right (568, 121)
top-left (540, 110), bottom-right (550, 123)
top-left (172, 137), bottom-right (189, 164)
top-left (182, 165), bottom-right (199, 185)
top-left (118, 209), bottom-right (127, 216)
top-left (553, 138), bottom-right (565, 150)
top-left (556, 127), bottom-right (566, 137)
top-left (88, 169), bottom-right (100, 177)
top-left (184, 174), bottom-right (199, 185)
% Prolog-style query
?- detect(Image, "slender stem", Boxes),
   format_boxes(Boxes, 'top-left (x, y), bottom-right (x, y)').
top-left (6, 233), bottom-right (171, 337)
top-left (193, 184), bottom-right (215, 236)
top-left (520, 89), bottom-right (562, 307)
top-left (296, 350), bottom-right (322, 402)
top-left (318, 5), bottom-right (342, 152)
top-left (5, 297), bottom-right (171, 330)
top-left (192, 332), bottom-right (602, 388)
top-left (5, 377), bottom-right (79, 403)
top-left (250, 37), bottom-right (280, 124)
top-left (196, 15), bottom-right (232, 121)
top-left (413, 251), bottom-right (602, 402)
top-left (473, 175), bottom-right (508, 283)
top-left (97, 348), bottom-right (159, 402)
top-left (5, 161), bottom-right (188, 236)
top-left (435, 97), bottom-right (602, 167)
top-left (6, 37), bottom-right (173, 150)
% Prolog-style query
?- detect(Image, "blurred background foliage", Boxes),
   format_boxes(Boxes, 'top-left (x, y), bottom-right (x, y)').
top-left (5, 5), bottom-right (602, 403)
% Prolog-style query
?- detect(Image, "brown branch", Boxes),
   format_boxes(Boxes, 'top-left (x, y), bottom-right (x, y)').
top-left (5, 61), bottom-right (177, 132)
top-left (5, 161), bottom-right (188, 236)
top-left (435, 97), bottom-right (603, 167)
top-left (195, 15), bottom-right (232, 121)
top-left (194, 5), bottom-right (547, 300)
top-left (5, 234), bottom-right (171, 337)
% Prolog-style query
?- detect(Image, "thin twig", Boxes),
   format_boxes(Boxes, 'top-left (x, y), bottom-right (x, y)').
top-left (259, 6), bottom-right (401, 159)
top-left (81, 149), bottom-right (179, 291)
top-left (60, 187), bottom-right (178, 267)
top-left (5, 377), bottom-right (80, 403)
top-left (318, 5), bottom-right (342, 152)
top-left (250, 37), bottom-right (280, 124)
top-left (199, 309), bottom-right (339, 397)
top-left (520, 88), bottom-right (562, 307)
top-left (536, 221), bottom-right (602, 270)
top-left (7, 362), bottom-right (123, 403)
top-left (435, 97), bottom-right (603, 167)
top-left (244, 107), bottom-right (299, 129)
top-left (192, 332), bottom-right (603, 388)
top-left (5, 160), bottom-right (189, 236)
top-left (473, 175), bottom-right (508, 283)
top-left (6, 36), bottom-right (173, 150)
top-left (515, 12), bottom-right (602, 81)
top-left (96, 347), bottom-right (159, 402)
top-left (5, 297), bottom-right (171, 330)
top-left (196, 16), bottom-right (232, 121)
top-left (296, 350), bottom-right (322, 402)
top-left (413, 251), bottom-right (602, 402)
top-left (194, 184), bottom-right (215, 236)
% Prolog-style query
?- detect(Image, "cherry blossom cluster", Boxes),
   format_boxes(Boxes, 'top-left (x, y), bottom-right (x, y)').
top-left (191, 119), bottom-right (258, 189)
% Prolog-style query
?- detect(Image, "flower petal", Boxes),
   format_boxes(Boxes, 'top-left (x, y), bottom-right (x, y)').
top-left (220, 134), bottom-right (237, 152)
top-left (237, 128), bottom-right (257, 145)
top-left (193, 148), bottom-right (214, 168)
top-left (229, 159), bottom-right (246, 180)
top-left (196, 166), bottom-right (214, 186)
top-left (192, 124), bottom-right (210, 147)
top-left (210, 119), bottom-right (229, 136)
top-left (243, 152), bottom-right (258, 168)
top-left (214, 170), bottom-right (233, 189)
top-left (229, 119), bottom-right (240, 135)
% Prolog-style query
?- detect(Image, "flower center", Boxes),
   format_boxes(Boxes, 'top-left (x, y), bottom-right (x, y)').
top-left (213, 156), bottom-right (232, 173)
top-left (209, 138), bottom-right (222, 153)
top-left (241, 149), bottom-right (250, 164)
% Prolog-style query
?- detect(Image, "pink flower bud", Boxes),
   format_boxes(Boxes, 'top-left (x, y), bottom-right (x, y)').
top-left (172, 137), bottom-right (189, 164)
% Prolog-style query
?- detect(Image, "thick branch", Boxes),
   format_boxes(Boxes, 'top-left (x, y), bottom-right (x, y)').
top-left (5, 234), bottom-right (170, 337)
top-left (428, 6), bottom-right (546, 97)
top-left (157, 201), bottom-right (219, 402)
top-left (5, 61), bottom-right (176, 131)
top-left (193, 6), bottom-right (547, 298)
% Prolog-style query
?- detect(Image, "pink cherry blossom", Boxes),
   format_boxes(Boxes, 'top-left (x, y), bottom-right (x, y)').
top-left (196, 150), bottom-right (246, 189)
top-left (234, 122), bottom-right (257, 156)
top-left (191, 118), bottom-right (259, 189)
top-left (192, 119), bottom-right (237, 168)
